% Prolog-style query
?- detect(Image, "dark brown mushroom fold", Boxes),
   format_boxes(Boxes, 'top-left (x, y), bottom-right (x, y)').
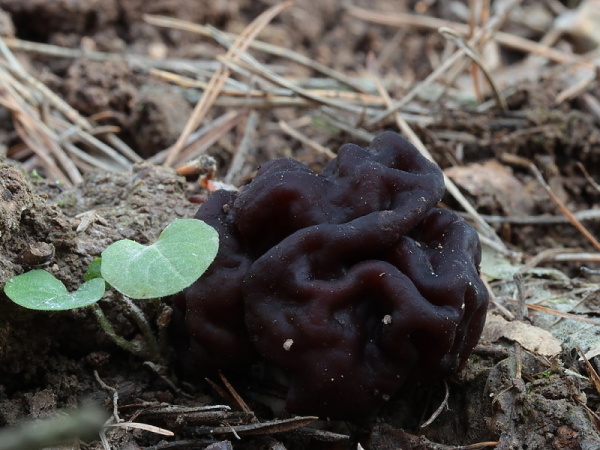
top-left (171, 131), bottom-right (489, 419)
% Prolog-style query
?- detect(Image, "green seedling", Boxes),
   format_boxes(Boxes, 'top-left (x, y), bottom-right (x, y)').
top-left (2, 218), bottom-right (219, 361)
top-left (101, 218), bottom-right (218, 299)
top-left (4, 270), bottom-right (105, 311)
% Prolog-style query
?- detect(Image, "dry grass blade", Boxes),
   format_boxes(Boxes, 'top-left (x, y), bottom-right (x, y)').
top-left (12, 114), bottom-right (75, 185)
top-left (1, 39), bottom-right (138, 164)
top-left (438, 27), bottom-right (507, 111)
top-left (144, 14), bottom-right (368, 94)
top-left (150, 67), bottom-right (383, 107)
top-left (555, 73), bottom-right (597, 104)
top-left (150, 68), bottom-right (387, 108)
top-left (1, 72), bottom-right (81, 185)
top-left (504, 299), bottom-right (600, 325)
top-left (467, 0), bottom-right (491, 102)
top-left (313, 108), bottom-right (376, 142)
top-left (3, 36), bottom-right (222, 73)
top-left (149, 111), bottom-right (245, 165)
top-left (149, 67), bottom-right (275, 95)
top-left (164, 2), bottom-right (292, 167)
top-left (217, 54), bottom-right (377, 115)
top-left (358, 0), bottom-right (525, 127)
top-left (0, 36), bottom-right (139, 182)
top-left (175, 111), bottom-right (246, 164)
top-left (348, 4), bottom-right (582, 65)
top-left (52, 117), bottom-right (132, 170)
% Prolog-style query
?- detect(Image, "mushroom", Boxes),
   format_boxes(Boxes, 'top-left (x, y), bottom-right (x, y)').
top-left (171, 132), bottom-right (489, 419)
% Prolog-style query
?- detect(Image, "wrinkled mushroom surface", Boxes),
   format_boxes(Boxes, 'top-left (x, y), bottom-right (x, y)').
top-left (171, 131), bottom-right (489, 419)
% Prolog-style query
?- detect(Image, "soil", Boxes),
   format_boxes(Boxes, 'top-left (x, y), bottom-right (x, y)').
top-left (1, 1), bottom-right (600, 449)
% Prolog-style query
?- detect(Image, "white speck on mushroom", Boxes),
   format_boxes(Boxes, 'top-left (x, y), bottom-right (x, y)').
top-left (382, 314), bottom-right (392, 325)
top-left (283, 339), bottom-right (294, 351)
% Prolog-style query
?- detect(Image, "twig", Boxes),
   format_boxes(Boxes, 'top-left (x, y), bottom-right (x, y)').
top-left (530, 250), bottom-right (600, 265)
top-left (420, 381), bottom-right (450, 428)
top-left (577, 162), bottom-right (600, 192)
top-left (94, 370), bottom-right (121, 423)
top-left (485, 276), bottom-right (516, 320)
top-left (218, 371), bottom-right (256, 419)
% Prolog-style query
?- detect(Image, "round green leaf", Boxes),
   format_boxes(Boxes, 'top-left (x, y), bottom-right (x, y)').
top-left (4, 270), bottom-right (106, 311)
top-left (100, 218), bottom-right (219, 299)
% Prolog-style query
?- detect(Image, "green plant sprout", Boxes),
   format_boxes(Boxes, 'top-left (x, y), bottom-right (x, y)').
top-left (4, 270), bottom-right (106, 311)
top-left (101, 218), bottom-right (218, 299)
top-left (2, 219), bottom-right (219, 361)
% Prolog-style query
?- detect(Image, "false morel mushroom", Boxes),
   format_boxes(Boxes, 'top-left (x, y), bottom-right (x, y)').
top-left (171, 131), bottom-right (489, 419)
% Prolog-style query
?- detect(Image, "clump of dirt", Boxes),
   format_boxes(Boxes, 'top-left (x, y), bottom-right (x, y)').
top-left (0, 163), bottom-right (75, 287)
top-left (0, 163), bottom-right (83, 401)
top-left (0, 0), bottom-right (120, 41)
top-left (132, 89), bottom-right (193, 158)
top-left (62, 59), bottom-right (139, 130)
top-left (485, 351), bottom-right (600, 449)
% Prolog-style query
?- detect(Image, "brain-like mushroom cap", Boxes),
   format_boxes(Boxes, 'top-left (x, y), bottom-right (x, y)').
top-left (171, 132), bottom-right (489, 419)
